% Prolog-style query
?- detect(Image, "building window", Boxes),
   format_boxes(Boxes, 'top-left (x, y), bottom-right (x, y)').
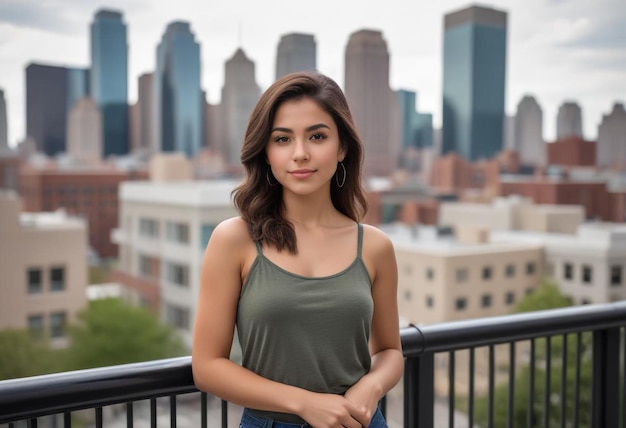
top-left (27, 315), bottom-right (44, 340)
top-left (456, 268), bottom-right (468, 283)
top-left (610, 265), bottom-right (622, 286)
top-left (426, 268), bottom-right (434, 281)
top-left (166, 221), bottom-right (190, 244)
top-left (166, 262), bottom-right (189, 287)
top-left (404, 289), bottom-right (412, 301)
top-left (139, 255), bottom-right (155, 278)
top-left (482, 266), bottom-right (492, 280)
top-left (201, 224), bottom-right (216, 249)
top-left (582, 265), bottom-right (593, 284)
top-left (139, 218), bottom-right (159, 238)
top-left (481, 294), bottom-right (492, 308)
top-left (564, 263), bottom-right (574, 280)
top-left (27, 268), bottom-right (42, 294)
top-left (455, 298), bottom-right (467, 311)
top-left (166, 304), bottom-right (190, 330)
top-left (50, 266), bottom-right (65, 292)
top-left (505, 292), bottom-right (515, 305)
top-left (426, 295), bottom-right (434, 308)
top-left (50, 312), bottom-right (66, 338)
top-left (526, 262), bottom-right (536, 275)
top-left (505, 264), bottom-right (515, 277)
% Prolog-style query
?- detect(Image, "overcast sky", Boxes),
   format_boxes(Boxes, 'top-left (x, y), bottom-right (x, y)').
top-left (0, 0), bottom-right (625, 148)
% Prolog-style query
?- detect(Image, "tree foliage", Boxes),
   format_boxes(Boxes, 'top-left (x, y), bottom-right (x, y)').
top-left (63, 298), bottom-right (188, 370)
top-left (0, 329), bottom-right (63, 380)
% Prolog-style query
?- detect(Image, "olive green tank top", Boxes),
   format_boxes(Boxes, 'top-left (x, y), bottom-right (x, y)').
top-left (236, 223), bottom-right (373, 423)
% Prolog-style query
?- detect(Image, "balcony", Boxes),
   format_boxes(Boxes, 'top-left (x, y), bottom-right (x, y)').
top-left (1, 302), bottom-right (625, 427)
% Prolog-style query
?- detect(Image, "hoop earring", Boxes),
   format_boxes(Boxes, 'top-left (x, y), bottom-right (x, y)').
top-left (335, 162), bottom-right (346, 188)
top-left (266, 169), bottom-right (277, 186)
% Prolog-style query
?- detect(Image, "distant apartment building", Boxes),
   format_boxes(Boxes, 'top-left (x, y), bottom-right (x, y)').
top-left (597, 102), bottom-right (626, 169)
top-left (429, 153), bottom-right (501, 197)
top-left (556, 101), bottom-right (583, 139)
top-left (111, 163), bottom-right (238, 346)
top-left (19, 166), bottom-right (148, 259)
top-left (0, 191), bottom-right (88, 347)
top-left (514, 95), bottom-right (544, 166)
top-left (547, 136), bottom-right (596, 167)
top-left (67, 97), bottom-right (103, 164)
top-left (491, 223), bottom-right (626, 304)
top-left (439, 196), bottom-right (585, 235)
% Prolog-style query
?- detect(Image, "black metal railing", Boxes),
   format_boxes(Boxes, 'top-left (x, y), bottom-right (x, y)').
top-left (1, 302), bottom-right (625, 428)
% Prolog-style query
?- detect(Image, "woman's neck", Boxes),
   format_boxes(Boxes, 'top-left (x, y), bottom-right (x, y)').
top-left (281, 189), bottom-right (339, 229)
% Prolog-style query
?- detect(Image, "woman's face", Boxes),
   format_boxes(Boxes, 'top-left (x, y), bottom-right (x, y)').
top-left (266, 97), bottom-right (345, 198)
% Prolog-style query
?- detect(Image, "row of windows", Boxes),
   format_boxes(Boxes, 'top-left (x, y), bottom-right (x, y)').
top-left (561, 262), bottom-right (623, 286)
top-left (410, 262), bottom-right (537, 283)
top-left (27, 266), bottom-right (66, 294)
top-left (43, 186), bottom-right (117, 196)
top-left (405, 290), bottom-right (520, 309)
top-left (28, 312), bottom-right (67, 339)
top-left (137, 217), bottom-right (217, 249)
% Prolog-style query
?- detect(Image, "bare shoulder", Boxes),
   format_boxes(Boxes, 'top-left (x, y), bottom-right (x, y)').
top-left (361, 223), bottom-right (395, 257)
top-left (209, 216), bottom-right (251, 247)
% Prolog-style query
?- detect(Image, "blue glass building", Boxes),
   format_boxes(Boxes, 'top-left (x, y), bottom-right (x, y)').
top-left (397, 89), bottom-right (433, 149)
top-left (155, 22), bottom-right (202, 158)
top-left (442, 5), bottom-right (507, 161)
top-left (90, 9), bottom-right (129, 157)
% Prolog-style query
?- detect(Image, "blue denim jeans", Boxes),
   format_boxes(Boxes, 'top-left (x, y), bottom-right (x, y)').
top-left (239, 407), bottom-right (388, 428)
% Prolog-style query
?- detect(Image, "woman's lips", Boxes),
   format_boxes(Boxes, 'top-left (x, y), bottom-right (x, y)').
top-left (289, 169), bottom-right (316, 179)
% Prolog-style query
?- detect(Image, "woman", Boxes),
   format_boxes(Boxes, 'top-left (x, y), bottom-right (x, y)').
top-left (192, 71), bottom-right (403, 428)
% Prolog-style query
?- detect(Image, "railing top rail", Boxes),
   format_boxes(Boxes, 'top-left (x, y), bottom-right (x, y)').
top-left (1, 302), bottom-right (625, 423)
top-left (400, 301), bottom-right (626, 356)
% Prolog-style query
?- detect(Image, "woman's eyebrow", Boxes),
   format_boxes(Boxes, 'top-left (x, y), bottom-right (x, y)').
top-left (270, 123), bottom-right (331, 133)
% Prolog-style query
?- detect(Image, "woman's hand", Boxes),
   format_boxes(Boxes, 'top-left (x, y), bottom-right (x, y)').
top-left (297, 391), bottom-right (369, 428)
top-left (343, 375), bottom-right (383, 426)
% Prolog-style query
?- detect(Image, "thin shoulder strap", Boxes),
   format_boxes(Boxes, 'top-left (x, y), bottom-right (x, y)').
top-left (357, 223), bottom-right (363, 259)
top-left (254, 240), bottom-right (263, 255)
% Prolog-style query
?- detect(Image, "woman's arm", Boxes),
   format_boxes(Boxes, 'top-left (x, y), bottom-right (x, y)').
top-left (344, 225), bottom-right (404, 422)
top-left (191, 218), bottom-right (368, 428)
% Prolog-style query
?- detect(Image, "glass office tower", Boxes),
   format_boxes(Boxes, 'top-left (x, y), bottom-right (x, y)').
top-left (155, 22), bottom-right (202, 157)
top-left (90, 9), bottom-right (129, 157)
top-left (442, 5), bottom-right (507, 161)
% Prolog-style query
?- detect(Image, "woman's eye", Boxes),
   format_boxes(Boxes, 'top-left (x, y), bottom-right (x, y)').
top-left (274, 136), bottom-right (289, 143)
top-left (310, 133), bottom-right (326, 141)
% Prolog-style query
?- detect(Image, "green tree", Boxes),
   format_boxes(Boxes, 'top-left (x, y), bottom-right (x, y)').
top-left (0, 329), bottom-right (63, 380)
top-left (473, 279), bottom-right (592, 427)
top-left (64, 298), bottom-right (187, 370)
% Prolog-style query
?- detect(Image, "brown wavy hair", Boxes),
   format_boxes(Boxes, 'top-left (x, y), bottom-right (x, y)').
top-left (232, 71), bottom-right (368, 254)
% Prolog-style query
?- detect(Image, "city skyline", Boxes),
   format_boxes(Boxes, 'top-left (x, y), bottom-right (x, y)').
top-left (0, 0), bottom-right (624, 149)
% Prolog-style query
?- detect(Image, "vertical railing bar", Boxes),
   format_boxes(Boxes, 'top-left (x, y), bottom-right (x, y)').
top-left (126, 402), bottom-right (133, 428)
top-left (528, 338), bottom-right (536, 428)
top-left (544, 336), bottom-right (552, 428)
top-left (64, 412), bottom-right (71, 428)
top-left (469, 347), bottom-right (475, 428)
top-left (449, 351), bottom-right (455, 428)
top-left (488, 345), bottom-right (495, 428)
top-left (560, 334), bottom-right (568, 428)
top-left (95, 407), bottom-right (103, 428)
top-left (201, 392), bottom-right (208, 428)
top-left (221, 399), bottom-right (228, 428)
top-left (27, 419), bottom-right (37, 428)
top-left (507, 341), bottom-right (516, 428)
top-left (170, 395), bottom-right (176, 428)
top-left (150, 398), bottom-right (157, 428)
top-left (573, 332), bottom-right (581, 428)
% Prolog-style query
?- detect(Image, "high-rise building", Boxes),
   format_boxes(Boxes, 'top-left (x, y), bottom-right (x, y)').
top-left (344, 29), bottom-right (400, 177)
top-left (137, 73), bottom-right (155, 153)
top-left (90, 9), bottom-right (129, 157)
top-left (597, 102), bottom-right (626, 168)
top-left (397, 90), bottom-right (433, 150)
top-left (514, 95), bottom-right (544, 166)
top-left (275, 33), bottom-right (317, 80)
top-left (221, 48), bottom-right (261, 167)
top-left (556, 101), bottom-right (583, 139)
top-left (155, 21), bottom-right (202, 158)
top-left (67, 97), bottom-right (102, 164)
top-left (26, 64), bottom-right (90, 156)
top-left (0, 89), bottom-right (7, 152)
top-left (442, 5), bottom-right (508, 161)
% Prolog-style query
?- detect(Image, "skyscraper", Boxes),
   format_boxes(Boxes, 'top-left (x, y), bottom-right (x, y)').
top-left (0, 89), bottom-right (7, 152)
top-left (514, 95), bottom-right (544, 166)
top-left (597, 102), bottom-right (626, 168)
top-left (221, 48), bottom-right (261, 167)
top-left (90, 9), bottom-right (129, 157)
top-left (155, 21), bottom-right (202, 158)
top-left (556, 101), bottom-right (583, 139)
top-left (137, 73), bottom-right (155, 153)
top-left (275, 33), bottom-right (317, 80)
top-left (344, 29), bottom-right (400, 177)
top-left (442, 5), bottom-right (507, 161)
top-left (67, 97), bottom-right (102, 164)
top-left (25, 63), bottom-right (89, 156)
